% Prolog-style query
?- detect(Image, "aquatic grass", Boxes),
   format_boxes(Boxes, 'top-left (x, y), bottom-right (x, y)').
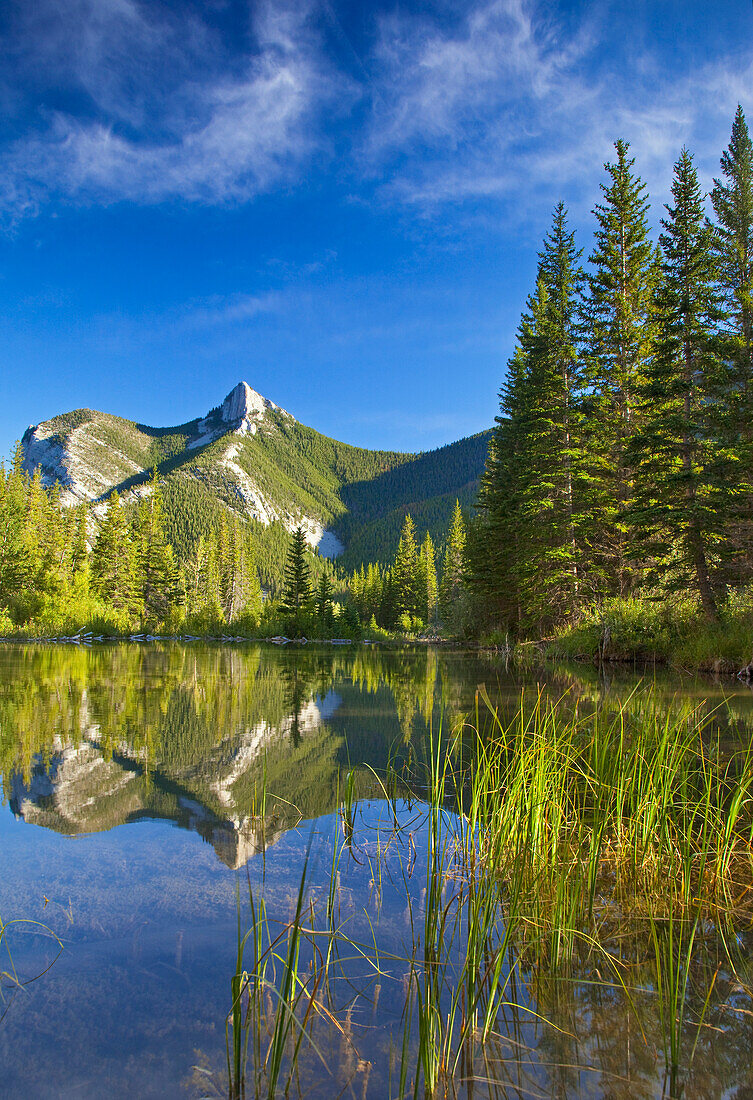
top-left (223, 686), bottom-right (753, 1098)
top-left (648, 905), bottom-right (704, 1099)
top-left (227, 836), bottom-right (334, 1100)
top-left (382, 687), bottom-right (753, 1092)
top-left (0, 915), bottom-right (64, 1026)
top-left (466, 688), bottom-right (753, 935)
top-left (450, 688), bottom-right (753, 1093)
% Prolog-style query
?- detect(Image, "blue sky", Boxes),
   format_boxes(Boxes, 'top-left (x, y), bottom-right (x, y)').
top-left (1, 0), bottom-right (752, 459)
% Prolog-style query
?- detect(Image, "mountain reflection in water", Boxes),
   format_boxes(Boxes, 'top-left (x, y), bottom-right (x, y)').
top-left (8, 694), bottom-right (340, 869)
top-left (0, 643), bottom-right (457, 870)
top-left (3, 643), bottom-right (753, 1098)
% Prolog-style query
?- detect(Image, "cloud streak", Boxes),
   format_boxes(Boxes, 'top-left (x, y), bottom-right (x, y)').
top-left (0, 0), bottom-right (350, 218)
top-left (1, 0), bottom-right (751, 225)
top-left (359, 0), bottom-right (753, 224)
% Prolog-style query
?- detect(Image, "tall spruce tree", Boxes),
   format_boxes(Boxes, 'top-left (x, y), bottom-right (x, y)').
top-left (439, 500), bottom-right (466, 619)
top-left (133, 473), bottom-right (181, 623)
top-left (470, 350), bottom-right (527, 629)
top-left (0, 459), bottom-right (31, 610)
top-left (712, 105), bottom-right (753, 433)
top-left (91, 491), bottom-right (140, 616)
top-left (711, 106), bottom-right (753, 582)
top-left (315, 572), bottom-right (333, 629)
top-left (392, 514), bottom-right (421, 620)
top-left (419, 531), bottom-right (438, 625)
top-left (473, 204), bottom-right (593, 632)
top-left (629, 148), bottom-right (729, 618)
top-left (281, 526), bottom-right (312, 615)
top-left (583, 140), bottom-right (656, 594)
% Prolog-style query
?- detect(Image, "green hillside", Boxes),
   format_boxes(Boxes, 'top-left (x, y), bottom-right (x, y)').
top-left (335, 431), bottom-right (492, 567)
top-left (21, 382), bottom-right (490, 586)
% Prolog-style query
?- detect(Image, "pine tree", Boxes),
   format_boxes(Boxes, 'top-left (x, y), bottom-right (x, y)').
top-left (473, 204), bottom-right (593, 632)
top-left (392, 514), bottom-right (421, 620)
top-left (281, 527), bottom-right (312, 614)
top-left (315, 572), bottom-right (333, 629)
top-left (629, 148), bottom-right (729, 618)
top-left (470, 350), bottom-right (527, 630)
top-left (711, 106), bottom-right (753, 582)
top-left (133, 473), bottom-right (180, 623)
top-left (234, 521), bottom-right (262, 621)
top-left (91, 491), bottom-right (141, 616)
top-left (582, 140), bottom-right (657, 594)
top-left (419, 531), bottom-right (438, 625)
top-left (0, 460), bottom-right (31, 610)
top-left (439, 501), bottom-right (466, 619)
top-left (711, 105), bottom-right (753, 434)
top-left (70, 504), bottom-right (90, 576)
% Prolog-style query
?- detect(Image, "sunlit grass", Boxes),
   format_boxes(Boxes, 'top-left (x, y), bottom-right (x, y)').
top-left (220, 689), bottom-right (753, 1098)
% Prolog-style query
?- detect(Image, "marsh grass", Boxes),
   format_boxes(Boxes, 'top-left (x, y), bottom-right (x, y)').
top-left (222, 688), bottom-right (753, 1098)
top-left (0, 915), bottom-right (64, 1023)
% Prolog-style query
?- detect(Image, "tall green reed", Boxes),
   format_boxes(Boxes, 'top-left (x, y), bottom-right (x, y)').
top-left (226, 685), bottom-right (753, 1098)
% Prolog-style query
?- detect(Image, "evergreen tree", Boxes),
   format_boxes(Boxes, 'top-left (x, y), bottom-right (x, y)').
top-left (281, 527), bottom-right (312, 614)
top-left (0, 460), bottom-right (31, 611)
top-left (392, 514), bottom-right (421, 620)
top-left (70, 504), bottom-right (90, 575)
top-left (711, 105), bottom-right (753, 436)
top-left (629, 148), bottom-right (729, 618)
top-left (91, 492), bottom-right (141, 616)
top-left (473, 204), bottom-right (593, 632)
top-left (133, 473), bottom-right (181, 623)
top-left (582, 140), bottom-right (657, 594)
top-left (419, 530), bottom-right (438, 625)
top-left (315, 572), bottom-right (333, 629)
top-left (439, 500), bottom-right (467, 619)
top-left (711, 106), bottom-right (753, 581)
top-left (470, 352), bottom-right (527, 630)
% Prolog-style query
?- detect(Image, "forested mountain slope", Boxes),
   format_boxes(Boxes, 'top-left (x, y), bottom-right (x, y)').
top-left (20, 381), bottom-right (489, 576)
top-left (335, 430), bottom-right (492, 568)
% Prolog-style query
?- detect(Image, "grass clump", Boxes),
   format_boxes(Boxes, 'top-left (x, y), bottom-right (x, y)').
top-left (548, 593), bottom-right (753, 671)
top-left (218, 690), bottom-right (753, 1099)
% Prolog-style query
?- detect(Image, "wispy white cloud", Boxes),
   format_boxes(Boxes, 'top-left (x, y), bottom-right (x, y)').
top-left (361, 0), bottom-right (753, 222)
top-left (1, 0), bottom-right (751, 228)
top-left (0, 0), bottom-right (352, 219)
top-left (180, 291), bottom-right (281, 329)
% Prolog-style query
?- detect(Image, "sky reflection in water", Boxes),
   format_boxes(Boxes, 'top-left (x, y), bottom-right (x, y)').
top-left (1, 643), bottom-right (753, 1098)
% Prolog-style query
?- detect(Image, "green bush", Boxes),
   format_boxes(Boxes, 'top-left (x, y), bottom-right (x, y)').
top-left (547, 593), bottom-right (753, 671)
top-left (0, 607), bottom-right (16, 635)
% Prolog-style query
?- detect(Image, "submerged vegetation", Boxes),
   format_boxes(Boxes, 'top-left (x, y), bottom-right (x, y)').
top-left (216, 688), bottom-right (753, 1098)
top-left (0, 915), bottom-right (63, 1025)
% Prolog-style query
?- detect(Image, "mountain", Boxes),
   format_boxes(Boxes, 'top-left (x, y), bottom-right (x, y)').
top-left (9, 688), bottom-right (343, 869)
top-left (21, 381), bottom-right (490, 577)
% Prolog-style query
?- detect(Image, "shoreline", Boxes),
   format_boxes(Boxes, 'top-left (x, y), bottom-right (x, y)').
top-left (0, 630), bottom-right (748, 678)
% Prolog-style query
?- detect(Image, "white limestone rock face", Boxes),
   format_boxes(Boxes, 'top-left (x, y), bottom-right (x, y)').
top-left (220, 381), bottom-right (293, 436)
top-left (19, 381), bottom-right (345, 559)
top-left (21, 420), bottom-right (139, 505)
top-left (297, 517), bottom-right (344, 559)
top-left (219, 437), bottom-right (344, 558)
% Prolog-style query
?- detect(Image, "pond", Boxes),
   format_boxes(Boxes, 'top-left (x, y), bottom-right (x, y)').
top-left (1, 643), bottom-right (752, 1099)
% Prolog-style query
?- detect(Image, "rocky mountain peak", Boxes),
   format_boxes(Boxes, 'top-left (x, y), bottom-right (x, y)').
top-left (219, 382), bottom-right (291, 430)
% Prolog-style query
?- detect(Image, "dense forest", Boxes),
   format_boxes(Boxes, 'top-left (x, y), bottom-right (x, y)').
top-left (465, 107), bottom-right (753, 661)
top-left (3, 106), bottom-right (753, 661)
top-left (0, 447), bottom-right (468, 638)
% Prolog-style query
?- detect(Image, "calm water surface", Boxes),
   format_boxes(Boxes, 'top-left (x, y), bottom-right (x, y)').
top-left (1, 643), bottom-right (753, 1099)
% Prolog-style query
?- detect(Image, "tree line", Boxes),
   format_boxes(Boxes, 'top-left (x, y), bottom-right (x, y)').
top-left (467, 107), bottom-right (753, 636)
top-left (6, 110), bottom-right (750, 643)
top-left (0, 457), bottom-right (262, 635)
top-left (0, 430), bottom-right (472, 637)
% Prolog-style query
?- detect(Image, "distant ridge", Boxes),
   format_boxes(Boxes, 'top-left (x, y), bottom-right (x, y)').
top-left (21, 381), bottom-right (491, 571)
